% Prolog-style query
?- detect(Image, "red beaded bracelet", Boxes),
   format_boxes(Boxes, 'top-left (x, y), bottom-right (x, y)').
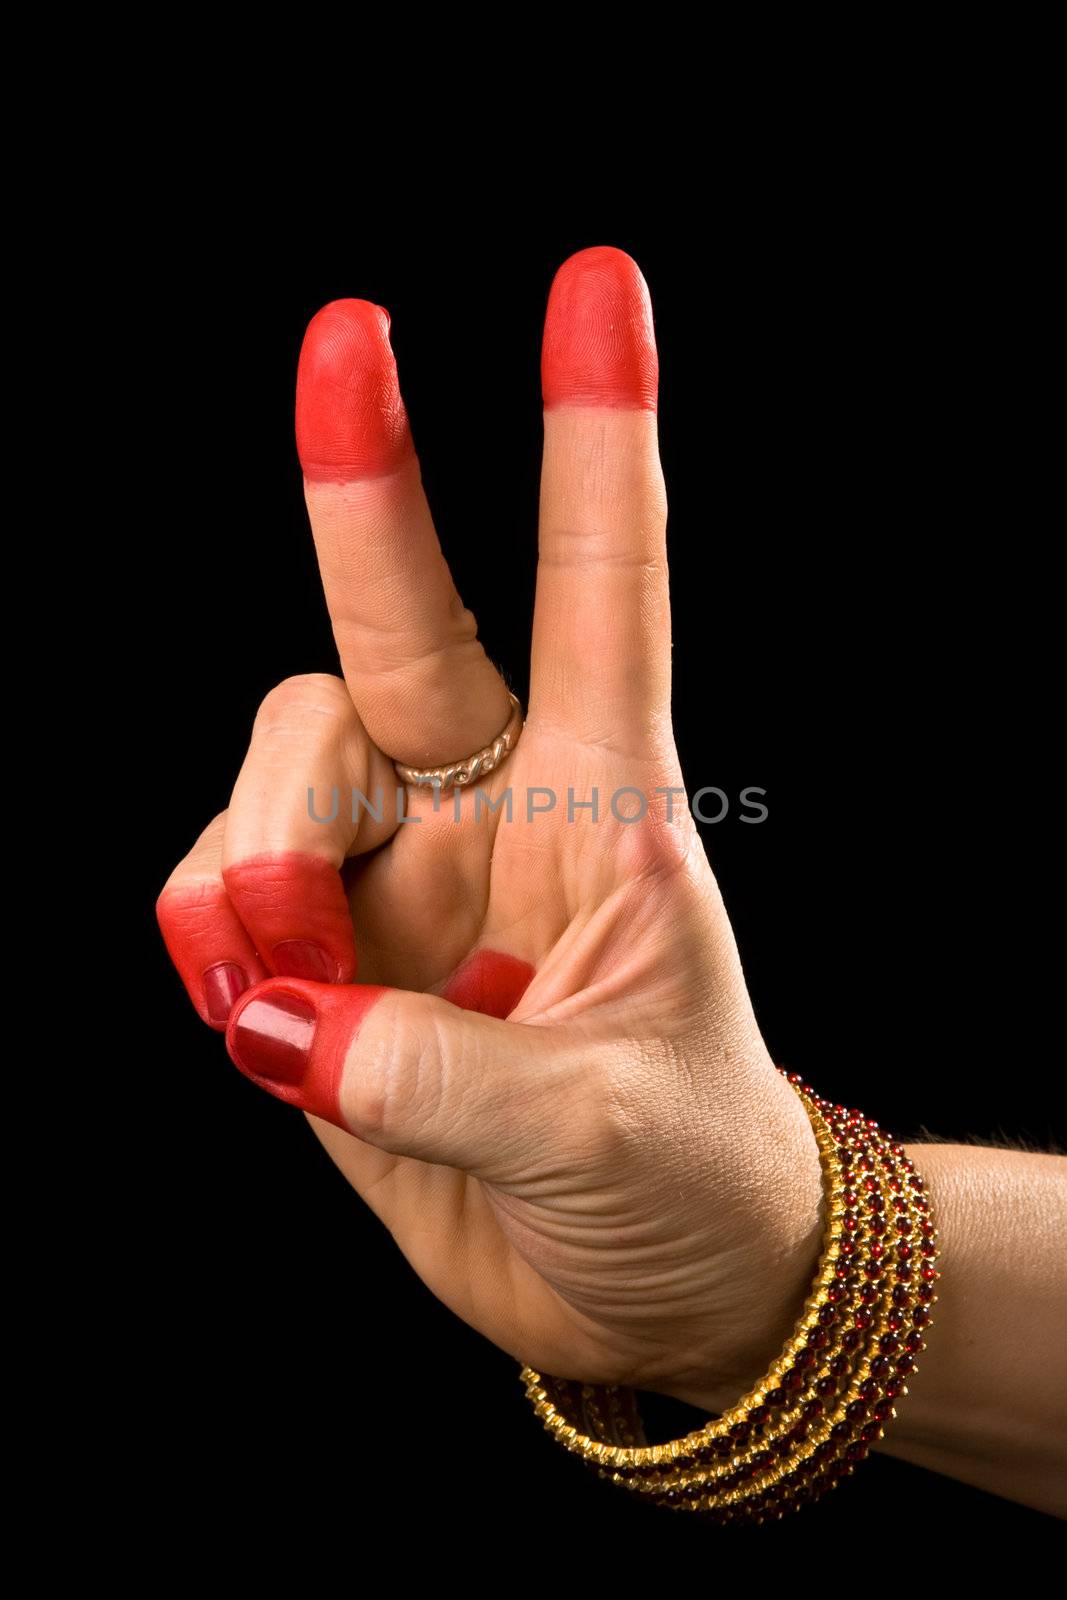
top-left (520, 1067), bottom-right (940, 1523)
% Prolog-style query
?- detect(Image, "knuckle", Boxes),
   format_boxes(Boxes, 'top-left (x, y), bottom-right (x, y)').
top-left (342, 995), bottom-right (440, 1148)
top-left (155, 873), bottom-right (228, 932)
top-left (254, 674), bottom-right (353, 741)
top-left (157, 812), bottom-right (230, 910)
top-left (613, 797), bottom-right (700, 885)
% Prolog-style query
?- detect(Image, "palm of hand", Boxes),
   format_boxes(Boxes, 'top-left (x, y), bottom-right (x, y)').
top-left (330, 726), bottom-right (766, 1391)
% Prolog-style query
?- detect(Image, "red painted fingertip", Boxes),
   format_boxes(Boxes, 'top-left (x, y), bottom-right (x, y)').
top-left (226, 977), bottom-right (388, 1128)
top-left (203, 962), bottom-right (252, 1025)
top-left (542, 246), bottom-right (658, 413)
top-left (273, 940), bottom-right (336, 982)
top-left (296, 298), bottom-right (415, 482)
top-left (441, 949), bottom-right (535, 1019)
top-left (221, 853), bottom-right (356, 986)
top-left (156, 885), bottom-right (268, 1032)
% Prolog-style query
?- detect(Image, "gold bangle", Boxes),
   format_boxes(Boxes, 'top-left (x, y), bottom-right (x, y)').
top-left (520, 1070), bottom-right (939, 1523)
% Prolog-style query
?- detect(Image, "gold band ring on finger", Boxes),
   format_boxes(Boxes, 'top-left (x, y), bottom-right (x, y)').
top-left (393, 692), bottom-right (524, 792)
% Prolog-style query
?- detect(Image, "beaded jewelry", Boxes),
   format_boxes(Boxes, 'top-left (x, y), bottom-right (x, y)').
top-left (521, 1068), bottom-right (939, 1523)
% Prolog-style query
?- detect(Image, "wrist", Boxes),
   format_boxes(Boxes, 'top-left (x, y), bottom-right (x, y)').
top-left (656, 1064), bottom-right (827, 1417)
top-left (525, 1073), bottom-right (948, 1523)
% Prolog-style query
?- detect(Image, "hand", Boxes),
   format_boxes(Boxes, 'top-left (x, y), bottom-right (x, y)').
top-left (157, 247), bottom-right (824, 1413)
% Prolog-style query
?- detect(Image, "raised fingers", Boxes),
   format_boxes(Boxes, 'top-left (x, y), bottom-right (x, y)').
top-left (529, 247), bottom-right (671, 756)
top-left (297, 299), bottom-right (513, 770)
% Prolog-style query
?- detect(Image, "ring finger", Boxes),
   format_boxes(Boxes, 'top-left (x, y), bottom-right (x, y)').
top-left (221, 672), bottom-right (397, 984)
top-left (158, 674), bottom-right (395, 1026)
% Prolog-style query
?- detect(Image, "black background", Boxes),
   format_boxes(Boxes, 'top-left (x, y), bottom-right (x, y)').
top-left (129, 204), bottom-right (1061, 1560)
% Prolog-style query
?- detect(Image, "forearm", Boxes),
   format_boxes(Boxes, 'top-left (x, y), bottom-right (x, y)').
top-left (663, 1131), bottom-right (1066, 1517)
top-left (871, 1143), bottom-right (1067, 1515)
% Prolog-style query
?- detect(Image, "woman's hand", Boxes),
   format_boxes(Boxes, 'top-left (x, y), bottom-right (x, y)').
top-left (157, 247), bottom-right (825, 1414)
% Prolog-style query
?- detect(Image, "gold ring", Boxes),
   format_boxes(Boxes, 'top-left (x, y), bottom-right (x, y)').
top-left (393, 691), bottom-right (524, 791)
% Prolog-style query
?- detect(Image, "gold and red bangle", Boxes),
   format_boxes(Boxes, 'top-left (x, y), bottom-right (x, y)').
top-left (520, 1068), bottom-right (940, 1524)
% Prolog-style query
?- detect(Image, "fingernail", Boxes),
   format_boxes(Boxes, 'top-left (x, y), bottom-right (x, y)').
top-left (203, 962), bottom-right (250, 1025)
top-left (273, 940), bottom-right (336, 982)
top-left (229, 993), bottom-right (316, 1085)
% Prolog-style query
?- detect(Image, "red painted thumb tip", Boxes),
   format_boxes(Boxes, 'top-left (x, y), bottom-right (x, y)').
top-left (225, 978), bottom-right (391, 1130)
top-left (228, 991), bottom-right (316, 1085)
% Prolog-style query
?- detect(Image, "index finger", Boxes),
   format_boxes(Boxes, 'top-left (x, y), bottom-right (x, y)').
top-left (296, 299), bottom-right (511, 771)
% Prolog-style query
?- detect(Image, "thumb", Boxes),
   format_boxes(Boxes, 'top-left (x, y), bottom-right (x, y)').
top-left (225, 977), bottom-right (561, 1178)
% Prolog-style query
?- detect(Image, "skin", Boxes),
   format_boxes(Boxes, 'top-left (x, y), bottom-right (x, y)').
top-left (158, 246), bottom-right (1067, 1517)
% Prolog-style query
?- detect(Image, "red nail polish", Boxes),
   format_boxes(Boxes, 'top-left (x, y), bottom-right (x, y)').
top-left (273, 940), bottom-right (336, 982)
top-left (229, 993), bottom-right (316, 1084)
top-left (203, 962), bottom-right (250, 1026)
